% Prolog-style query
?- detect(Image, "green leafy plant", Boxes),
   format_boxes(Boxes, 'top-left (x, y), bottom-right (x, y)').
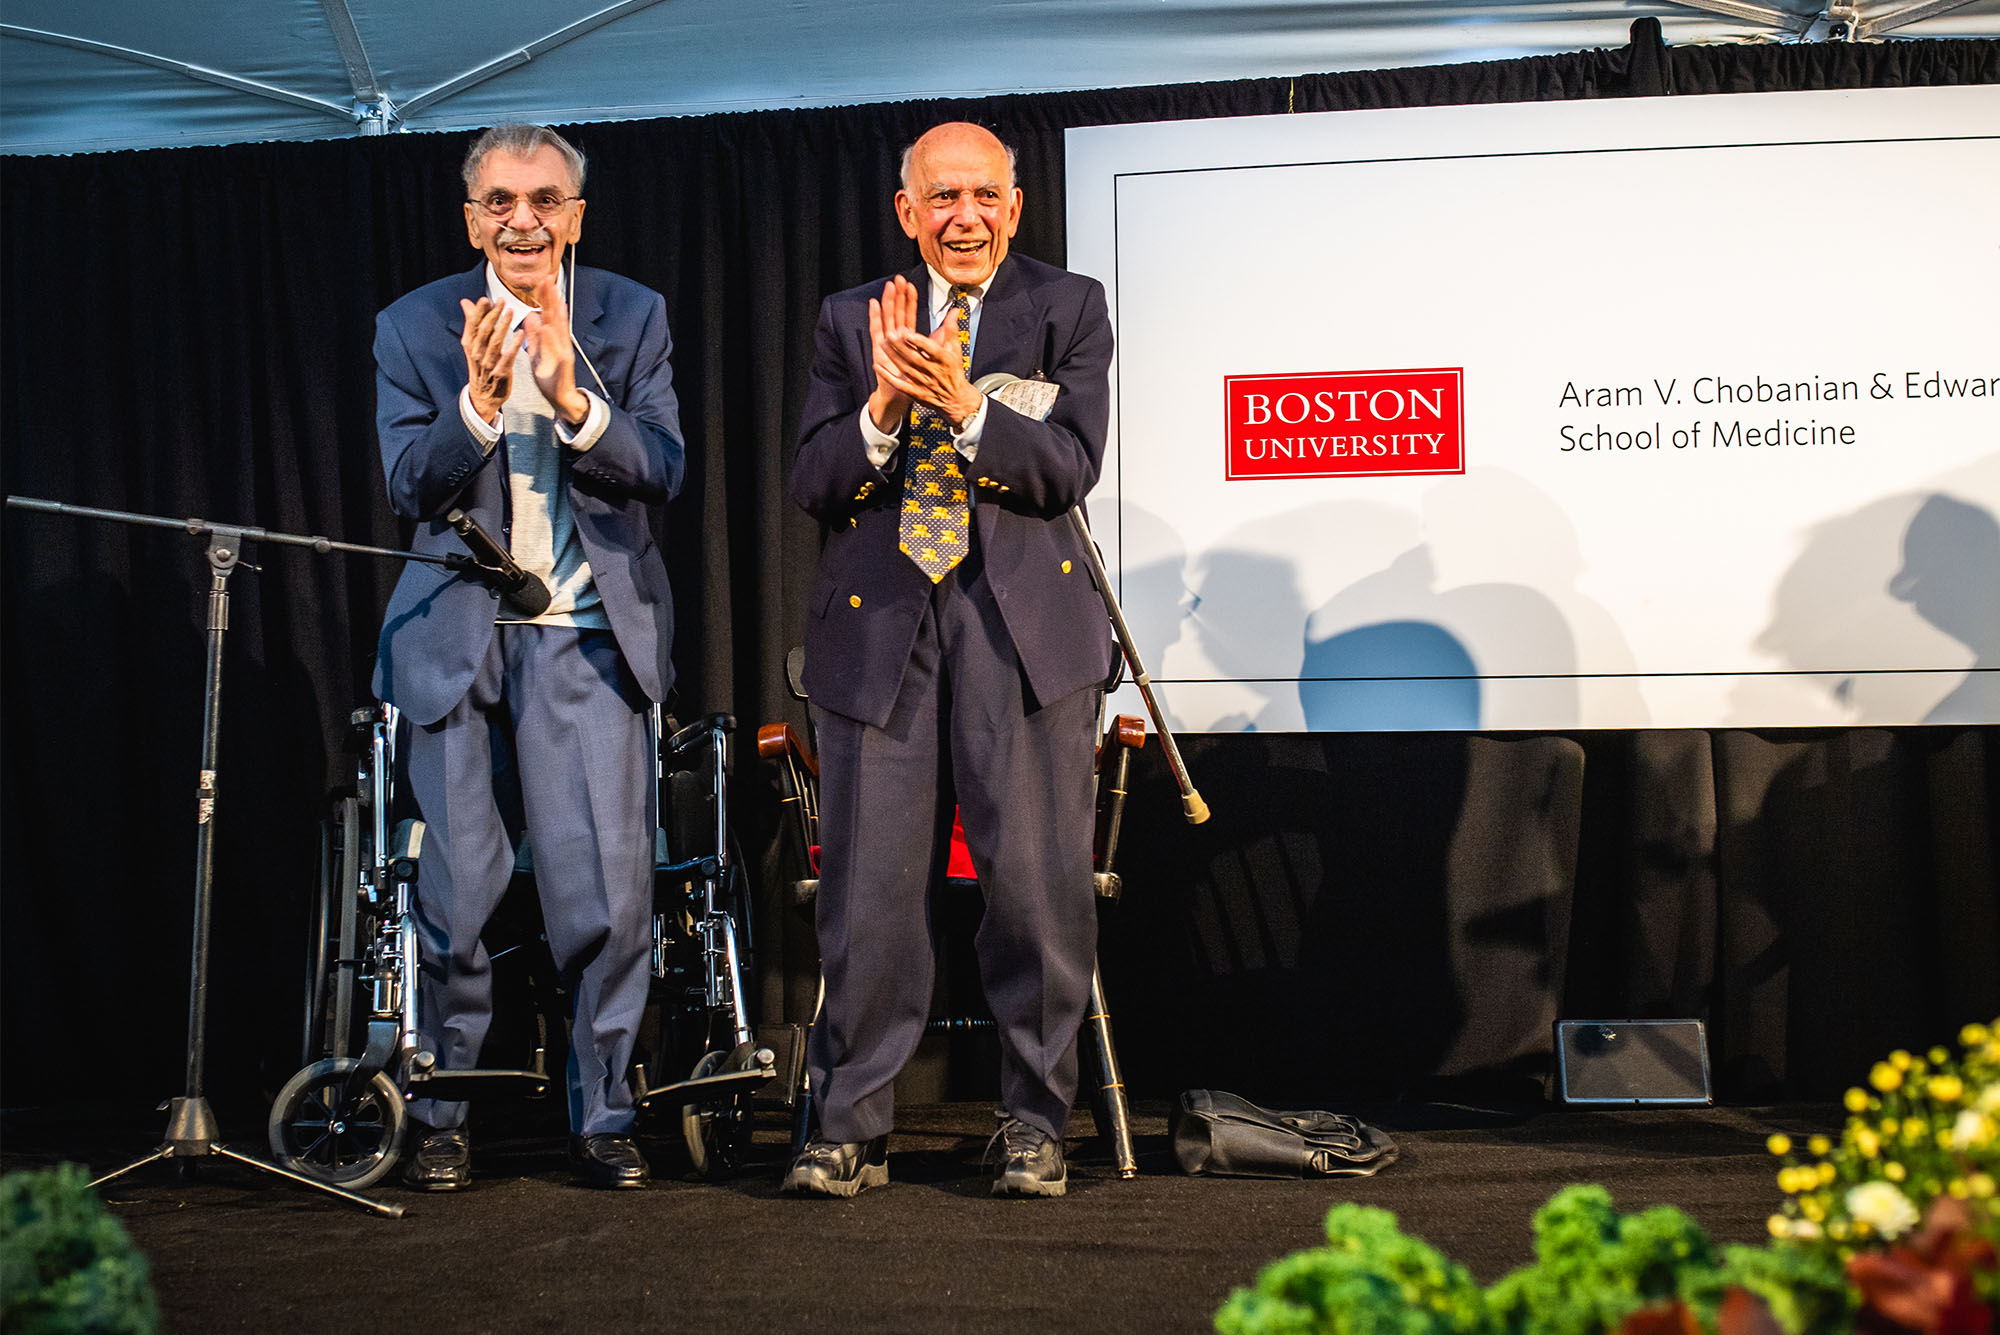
top-left (0, 1164), bottom-right (159, 1335)
top-left (1216, 1201), bottom-right (1489, 1335)
top-left (1486, 1186), bottom-right (1718, 1334)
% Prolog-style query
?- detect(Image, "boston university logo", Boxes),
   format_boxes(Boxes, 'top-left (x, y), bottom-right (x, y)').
top-left (1224, 368), bottom-right (1465, 480)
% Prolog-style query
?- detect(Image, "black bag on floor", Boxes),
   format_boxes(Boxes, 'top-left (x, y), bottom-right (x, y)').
top-left (1172, 1089), bottom-right (1398, 1178)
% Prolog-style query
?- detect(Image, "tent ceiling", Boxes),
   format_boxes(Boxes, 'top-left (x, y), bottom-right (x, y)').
top-left (3, 0), bottom-right (1995, 156)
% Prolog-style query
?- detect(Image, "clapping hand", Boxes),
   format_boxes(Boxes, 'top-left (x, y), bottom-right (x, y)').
top-left (522, 275), bottom-right (591, 426)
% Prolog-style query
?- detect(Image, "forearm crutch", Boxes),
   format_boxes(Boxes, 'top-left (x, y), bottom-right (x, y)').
top-left (1068, 507), bottom-right (1209, 825)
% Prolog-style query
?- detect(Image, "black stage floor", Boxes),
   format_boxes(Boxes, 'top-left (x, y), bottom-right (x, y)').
top-left (2, 1099), bottom-right (1834, 1335)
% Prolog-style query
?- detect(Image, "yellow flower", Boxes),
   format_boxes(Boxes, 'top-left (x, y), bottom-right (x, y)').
top-left (1808, 1135), bottom-right (1832, 1156)
top-left (1767, 1214), bottom-right (1791, 1239)
top-left (1960, 1023), bottom-right (1990, 1048)
top-left (1855, 1127), bottom-right (1882, 1158)
top-left (1891, 1050), bottom-right (1913, 1071)
top-left (1930, 1047), bottom-right (1952, 1065)
top-left (1977, 1084), bottom-right (2000, 1114)
top-left (1969, 1174), bottom-right (1995, 1198)
top-left (1929, 1074), bottom-right (1965, 1103)
top-left (1872, 1063), bottom-right (1904, 1092)
top-left (1847, 1181), bottom-right (1920, 1239)
top-left (1789, 1218), bottom-right (1822, 1239)
top-left (1885, 1161), bottom-right (1908, 1183)
top-left (1767, 1133), bottom-right (1793, 1157)
top-left (1845, 1088), bottom-right (1871, 1114)
top-left (1799, 1196), bottom-right (1827, 1223)
top-left (1882, 1118), bottom-right (1901, 1135)
top-left (1948, 1179), bottom-right (1970, 1199)
top-left (1818, 1162), bottom-right (1837, 1186)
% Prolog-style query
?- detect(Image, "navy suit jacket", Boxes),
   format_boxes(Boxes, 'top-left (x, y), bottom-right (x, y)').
top-left (372, 262), bottom-right (684, 726)
top-left (791, 254), bottom-right (1115, 728)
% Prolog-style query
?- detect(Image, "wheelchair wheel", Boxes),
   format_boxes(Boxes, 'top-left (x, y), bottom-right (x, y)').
top-left (268, 1057), bottom-right (407, 1189)
top-left (680, 1049), bottom-right (752, 1178)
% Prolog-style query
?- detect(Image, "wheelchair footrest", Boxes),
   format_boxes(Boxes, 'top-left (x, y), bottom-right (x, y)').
top-left (407, 1067), bottom-right (551, 1101)
top-left (636, 1064), bottom-right (772, 1110)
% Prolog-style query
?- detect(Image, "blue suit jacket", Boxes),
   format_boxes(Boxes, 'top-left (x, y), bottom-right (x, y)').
top-left (790, 254), bottom-right (1115, 728)
top-left (372, 262), bottom-right (684, 726)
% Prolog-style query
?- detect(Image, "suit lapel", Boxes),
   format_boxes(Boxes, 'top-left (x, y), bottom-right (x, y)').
top-left (442, 261), bottom-right (487, 339)
top-left (910, 263), bottom-right (935, 339)
top-left (969, 259), bottom-right (1036, 382)
top-left (569, 264), bottom-right (610, 373)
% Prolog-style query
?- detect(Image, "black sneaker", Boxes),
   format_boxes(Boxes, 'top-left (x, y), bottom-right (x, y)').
top-left (988, 1117), bottom-right (1067, 1197)
top-left (781, 1135), bottom-right (888, 1197)
top-left (403, 1124), bottom-right (470, 1192)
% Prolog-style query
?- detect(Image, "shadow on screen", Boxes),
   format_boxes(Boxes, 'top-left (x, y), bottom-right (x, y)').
top-left (1300, 619), bottom-right (1479, 729)
top-left (1891, 492), bottom-right (2000, 723)
top-left (1737, 481), bottom-right (1998, 725)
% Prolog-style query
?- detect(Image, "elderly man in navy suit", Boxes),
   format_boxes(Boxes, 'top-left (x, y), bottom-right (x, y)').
top-left (372, 123), bottom-right (683, 1191)
top-left (784, 121), bottom-right (1115, 1198)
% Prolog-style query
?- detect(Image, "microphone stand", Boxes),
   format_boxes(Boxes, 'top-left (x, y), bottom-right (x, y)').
top-left (4, 496), bottom-right (485, 1220)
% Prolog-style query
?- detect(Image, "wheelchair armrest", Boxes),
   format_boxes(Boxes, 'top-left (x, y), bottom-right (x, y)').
top-left (757, 722), bottom-right (818, 778)
top-left (667, 712), bottom-right (735, 757)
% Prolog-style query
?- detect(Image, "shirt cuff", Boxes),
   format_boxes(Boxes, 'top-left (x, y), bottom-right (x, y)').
top-left (459, 385), bottom-right (502, 453)
top-left (949, 397), bottom-right (987, 462)
top-left (860, 404), bottom-right (900, 469)
top-left (555, 389), bottom-right (609, 452)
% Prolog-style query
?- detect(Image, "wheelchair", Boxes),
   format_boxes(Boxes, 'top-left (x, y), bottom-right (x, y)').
top-left (267, 702), bottom-right (775, 1190)
top-left (759, 647), bottom-right (1146, 1177)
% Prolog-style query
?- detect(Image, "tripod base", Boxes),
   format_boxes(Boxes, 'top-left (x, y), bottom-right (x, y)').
top-left (90, 1097), bottom-right (405, 1219)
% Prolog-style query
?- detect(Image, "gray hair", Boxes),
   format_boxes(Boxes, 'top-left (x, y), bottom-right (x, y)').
top-left (462, 123), bottom-right (587, 197)
top-left (898, 131), bottom-right (1017, 196)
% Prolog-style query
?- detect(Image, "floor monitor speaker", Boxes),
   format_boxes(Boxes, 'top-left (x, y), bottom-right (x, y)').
top-left (1555, 1019), bottom-right (1712, 1106)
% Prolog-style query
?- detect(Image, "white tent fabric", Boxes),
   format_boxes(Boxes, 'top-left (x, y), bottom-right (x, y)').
top-left (3, 0), bottom-right (1996, 157)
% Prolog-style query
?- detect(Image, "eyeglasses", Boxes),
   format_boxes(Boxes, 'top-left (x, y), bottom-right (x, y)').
top-left (466, 190), bottom-right (580, 220)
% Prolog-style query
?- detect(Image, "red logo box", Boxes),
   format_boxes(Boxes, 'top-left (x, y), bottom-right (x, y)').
top-left (1224, 368), bottom-right (1465, 480)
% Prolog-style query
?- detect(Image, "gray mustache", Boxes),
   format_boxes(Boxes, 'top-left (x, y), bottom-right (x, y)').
top-left (497, 227), bottom-right (554, 247)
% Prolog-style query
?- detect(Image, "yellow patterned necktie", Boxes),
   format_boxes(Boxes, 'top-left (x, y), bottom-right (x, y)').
top-left (898, 286), bottom-right (974, 582)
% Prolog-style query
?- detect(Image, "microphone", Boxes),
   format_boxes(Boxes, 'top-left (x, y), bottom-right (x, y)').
top-left (444, 508), bottom-right (552, 616)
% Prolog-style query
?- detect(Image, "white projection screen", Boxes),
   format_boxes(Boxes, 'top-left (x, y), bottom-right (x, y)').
top-left (1065, 87), bottom-right (2000, 733)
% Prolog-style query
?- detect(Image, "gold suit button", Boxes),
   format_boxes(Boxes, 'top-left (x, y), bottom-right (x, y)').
top-left (1061, 560), bottom-right (1072, 574)
top-left (849, 595), bottom-right (862, 608)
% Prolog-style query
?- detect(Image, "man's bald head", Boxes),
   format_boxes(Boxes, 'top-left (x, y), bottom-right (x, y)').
top-left (895, 123), bottom-right (1023, 289)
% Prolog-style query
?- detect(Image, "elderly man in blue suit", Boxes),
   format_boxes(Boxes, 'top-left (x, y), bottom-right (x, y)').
top-left (372, 123), bottom-right (683, 1191)
top-left (784, 121), bottom-right (1115, 1198)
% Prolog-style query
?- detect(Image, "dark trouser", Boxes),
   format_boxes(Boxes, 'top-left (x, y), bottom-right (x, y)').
top-left (807, 559), bottom-right (1098, 1144)
top-left (403, 624), bottom-right (654, 1136)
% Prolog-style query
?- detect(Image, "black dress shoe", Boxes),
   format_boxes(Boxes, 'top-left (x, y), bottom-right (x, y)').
top-left (781, 1135), bottom-right (888, 1197)
top-left (568, 1133), bottom-right (650, 1189)
top-left (403, 1125), bottom-right (471, 1192)
top-left (989, 1117), bottom-right (1066, 1197)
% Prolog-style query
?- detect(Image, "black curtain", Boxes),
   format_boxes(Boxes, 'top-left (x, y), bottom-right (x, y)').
top-left (4, 29), bottom-right (1996, 1116)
